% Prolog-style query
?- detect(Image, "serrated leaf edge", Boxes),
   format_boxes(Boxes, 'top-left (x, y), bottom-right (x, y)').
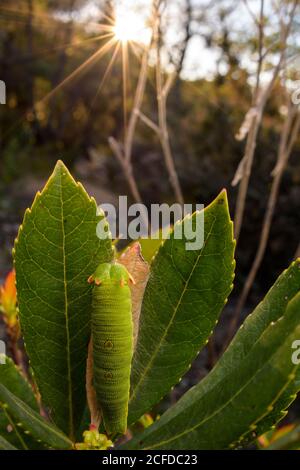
top-left (129, 191), bottom-right (235, 423)
top-left (12, 160), bottom-right (102, 439)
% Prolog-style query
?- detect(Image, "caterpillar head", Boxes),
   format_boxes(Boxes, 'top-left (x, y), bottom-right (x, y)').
top-left (88, 262), bottom-right (135, 287)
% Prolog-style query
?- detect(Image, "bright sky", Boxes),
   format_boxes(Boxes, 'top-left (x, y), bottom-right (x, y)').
top-left (75, 0), bottom-right (257, 80)
top-left (74, 0), bottom-right (297, 81)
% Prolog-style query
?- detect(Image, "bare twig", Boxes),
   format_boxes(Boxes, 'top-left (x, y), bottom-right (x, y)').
top-left (137, 110), bottom-right (161, 135)
top-left (233, 0), bottom-right (298, 243)
top-left (227, 102), bottom-right (300, 345)
top-left (112, 0), bottom-right (190, 207)
top-left (124, 47), bottom-right (150, 165)
top-left (155, 30), bottom-right (184, 205)
top-left (138, 0), bottom-right (186, 205)
top-left (175, 0), bottom-right (193, 77)
top-left (108, 136), bottom-right (144, 204)
top-left (242, 0), bottom-right (260, 27)
top-left (108, 27), bottom-right (153, 206)
top-left (162, 71), bottom-right (177, 97)
top-left (255, 0), bottom-right (265, 96)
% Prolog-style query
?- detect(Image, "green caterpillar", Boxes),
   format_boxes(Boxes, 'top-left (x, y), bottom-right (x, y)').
top-left (88, 263), bottom-right (134, 435)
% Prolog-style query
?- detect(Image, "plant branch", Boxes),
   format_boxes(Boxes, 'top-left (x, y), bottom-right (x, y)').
top-left (232, 0), bottom-right (298, 243)
top-left (109, 2), bottom-right (156, 206)
top-left (137, 110), bottom-right (161, 135)
top-left (156, 54), bottom-right (184, 205)
top-left (124, 47), bottom-right (150, 165)
top-left (227, 103), bottom-right (300, 345)
top-left (153, 2), bottom-right (185, 205)
top-left (108, 136), bottom-right (143, 204)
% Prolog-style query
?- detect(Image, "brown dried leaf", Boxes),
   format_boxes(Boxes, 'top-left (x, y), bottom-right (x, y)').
top-left (119, 242), bottom-right (150, 348)
top-left (86, 338), bottom-right (101, 429)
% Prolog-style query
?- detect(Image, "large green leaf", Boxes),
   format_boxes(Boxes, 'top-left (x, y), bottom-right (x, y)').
top-left (0, 356), bottom-right (38, 410)
top-left (214, 258), bottom-right (300, 444)
top-left (0, 385), bottom-right (72, 449)
top-left (13, 160), bottom-right (113, 439)
top-left (0, 355), bottom-right (41, 449)
top-left (128, 190), bottom-right (235, 424)
top-left (123, 265), bottom-right (300, 450)
top-left (168, 259), bottom-right (300, 447)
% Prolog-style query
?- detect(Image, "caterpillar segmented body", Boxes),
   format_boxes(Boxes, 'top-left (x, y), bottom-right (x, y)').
top-left (88, 263), bottom-right (134, 435)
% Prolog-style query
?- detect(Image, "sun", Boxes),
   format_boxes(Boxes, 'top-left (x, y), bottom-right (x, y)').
top-left (113, 10), bottom-right (150, 44)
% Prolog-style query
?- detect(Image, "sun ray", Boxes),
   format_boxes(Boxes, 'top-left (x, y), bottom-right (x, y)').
top-left (91, 42), bottom-right (121, 108)
top-left (9, 33), bottom-right (114, 66)
top-left (0, 7), bottom-right (63, 31)
top-left (98, 10), bottom-right (116, 26)
top-left (89, 23), bottom-right (116, 33)
top-left (51, 41), bottom-right (121, 133)
top-left (0, 7), bottom-right (115, 37)
top-left (129, 41), bottom-right (144, 62)
top-left (39, 37), bottom-right (116, 105)
top-left (0, 15), bottom-right (56, 31)
top-left (39, 32), bottom-right (114, 57)
top-left (2, 36), bottom-right (117, 140)
top-left (3, 2), bottom-right (153, 145)
top-left (122, 40), bottom-right (129, 142)
top-left (0, 5), bottom-right (60, 22)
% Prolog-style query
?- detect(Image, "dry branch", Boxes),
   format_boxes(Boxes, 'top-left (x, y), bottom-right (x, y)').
top-left (233, 0), bottom-right (298, 243)
top-left (108, 44), bottom-right (151, 205)
top-left (227, 102), bottom-right (300, 345)
top-left (136, 0), bottom-right (189, 206)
